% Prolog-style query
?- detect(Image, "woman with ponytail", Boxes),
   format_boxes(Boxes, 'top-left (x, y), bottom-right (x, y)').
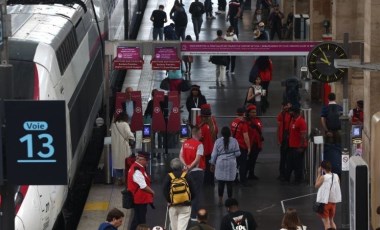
top-left (210, 126), bottom-right (241, 206)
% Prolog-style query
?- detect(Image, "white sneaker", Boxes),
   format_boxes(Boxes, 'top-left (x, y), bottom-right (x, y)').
top-left (231, 72), bottom-right (235, 75)
top-left (191, 218), bottom-right (197, 222)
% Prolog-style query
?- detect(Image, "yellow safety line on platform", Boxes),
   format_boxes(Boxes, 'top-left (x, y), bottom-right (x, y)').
top-left (84, 201), bottom-right (109, 211)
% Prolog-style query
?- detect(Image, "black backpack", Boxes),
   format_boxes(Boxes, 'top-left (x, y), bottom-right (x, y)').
top-left (174, 10), bottom-right (188, 27)
top-left (326, 104), bottom-right (341, 131)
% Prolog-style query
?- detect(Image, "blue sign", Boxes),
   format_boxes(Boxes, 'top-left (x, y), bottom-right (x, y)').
top-left (4, 100), bottom-right (67, 185)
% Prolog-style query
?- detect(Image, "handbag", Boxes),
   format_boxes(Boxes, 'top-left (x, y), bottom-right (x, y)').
top-left (115, 122), bottom-right (135, 149)
top-left (121, 189), bottom-right (134, 209)
top-left (313, 174), bottom-right (334, 214)
top-left (160, 77), bottom-right (170, 90)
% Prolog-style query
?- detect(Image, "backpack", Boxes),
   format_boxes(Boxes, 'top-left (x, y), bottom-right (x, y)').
top-left (229, 213), bottom-right (248, 230)
top-left (283, 78), bottom-right (300, 108)
top-left (326, 104), bottom-right (341, 131)
top-left (191, 3), bottom-right (204, 16)
top-left (169, 172), bottom-right (191, 205)
top-left (174, 10), bottom-right (188, 27)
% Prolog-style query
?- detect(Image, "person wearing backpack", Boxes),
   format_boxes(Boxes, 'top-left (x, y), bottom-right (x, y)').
top-left (171, 2), bottom-right (188, 40)
top-left (320, 93), bottom-right (343, 177)
top-left (163, 158), bottom-right (195, 230)
top-left (220, 198), bottom-right (257, 230)
top-left (189, 0), bottom-right (205, 41)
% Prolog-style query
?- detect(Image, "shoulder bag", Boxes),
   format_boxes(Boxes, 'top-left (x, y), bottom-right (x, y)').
top-left (313, 174), bottom-right (334, 214)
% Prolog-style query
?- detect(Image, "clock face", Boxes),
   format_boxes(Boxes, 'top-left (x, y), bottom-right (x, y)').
top-left (307, 43), bottom-right (348, 83)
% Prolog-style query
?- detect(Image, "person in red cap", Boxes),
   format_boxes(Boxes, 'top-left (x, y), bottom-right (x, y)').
top-left (196, 104), bottom-right (219, 186)
top-left (230, 107), bottom-right (251, 186)
top-left (246, 104), bottom-right (264, 180)
top-left (127, 152), bottom-right (155, 230)
top-left (179, 126), bottom-right (205, 221)
top-left (277, 101), bottom-right (292, 181)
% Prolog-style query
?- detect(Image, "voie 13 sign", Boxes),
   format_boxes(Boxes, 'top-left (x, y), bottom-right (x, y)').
top-left (5, 100), bottom-right (67, 185)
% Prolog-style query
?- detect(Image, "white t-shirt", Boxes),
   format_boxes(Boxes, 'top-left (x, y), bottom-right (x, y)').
top-left (316, 173), bottom-right (342, 203)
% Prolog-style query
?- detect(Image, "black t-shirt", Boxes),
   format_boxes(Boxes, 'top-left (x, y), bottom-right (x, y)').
top-left (220, 210), bottom-right (257, 230)
top-left (151, 10), bottom-right (167, 28)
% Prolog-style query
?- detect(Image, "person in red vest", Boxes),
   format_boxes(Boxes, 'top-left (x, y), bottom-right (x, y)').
top-left (179, 126), bottom-right (205, 221)
top-left (127, 152), bottom-right (155, 230)
top-left (276, 101), bottom-right (292, 181)
top-left (349, 100), bottom-right (364, 125)
top-left (196, 104), bottom-right (218, 186)
top-left (230, 107), bottom-right (251, 186)
top-left (285, 107), bottom-right (307, 185)
top-left (246, 105), bottom-right (264, 180)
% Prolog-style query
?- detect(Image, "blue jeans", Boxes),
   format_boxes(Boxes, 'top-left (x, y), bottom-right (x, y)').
top-left (191, 16), bottom-right (203, 40)
top-left (153, 27), bottom-right (164, 40)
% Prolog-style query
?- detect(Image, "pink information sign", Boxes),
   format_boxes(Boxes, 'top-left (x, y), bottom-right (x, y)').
top-left (180, 41), bottom-right (320, 56)
top-left (151, 47), bottom-right (181, 70)
top-left (113, 46), bottom-right (143, 70)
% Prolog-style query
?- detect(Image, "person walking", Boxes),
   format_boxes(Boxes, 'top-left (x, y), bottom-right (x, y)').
top-left (210, 126), bottom-right (241, 206)
top-left (315, 161), bottom-right (342, 230)
top-left (268, 4), bottom-right (284, 40)
top-left (189, 0), bottom-right (205, 41)
top-left (171, 1), bottom-right (188, 40)
top-left (150, 5), bottom-right (168, 40)
top-left (163, 158), bottom-right (195, 230)
top-left (280, 208), bottom-right (307, 230)
top-left (182, 35), bottom-right (194, 75)
top-left (127, 152), bottom-right (155, 230)
top-left (98, 208), bottom-right (125, 230)
top-left (110, 112), bottom-right (135, 186)
top-left (224, 26), bottom-right (238, 75)
top-left (220, 198), bottom-right (258, 230)
top-left (226, 0), bottom-right (241, 37)
top-left (230, 107), bottom-right (251, 186)
top-left (204, 0), bottom-right (216, 19)
top-left (179, 126), bottom-right (205, 221)
top-left (212, 30), bottom-right (227, 87)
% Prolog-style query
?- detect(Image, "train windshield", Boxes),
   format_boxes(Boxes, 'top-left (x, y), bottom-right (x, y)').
top-left (9, 60), bottom-right (35, 100)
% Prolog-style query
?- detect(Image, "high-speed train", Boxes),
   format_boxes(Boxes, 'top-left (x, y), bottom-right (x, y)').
top-left (1, 0), bottom-right (142, 229)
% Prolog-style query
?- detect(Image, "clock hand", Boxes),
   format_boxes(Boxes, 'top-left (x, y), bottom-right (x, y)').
top-left (319, 48), bottom-right (331, 65)
top-left (319, 57), bottom-right (330, 65)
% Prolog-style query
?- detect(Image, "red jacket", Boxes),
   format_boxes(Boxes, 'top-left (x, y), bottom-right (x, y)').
top-left (182, 138), bottom-right (205, 170)
top-left (248, 117), bottom-right (263, 149)
top-left (196, 116), bottom-right (218, 157)
top-left (230, 117), bottom-right (249, 150)
top-left (258, 59), bottom-right (273, 82)
top-left (277, 111), bottom-right (291, 144)
top-left (127, 162), bottom-right (153, 204)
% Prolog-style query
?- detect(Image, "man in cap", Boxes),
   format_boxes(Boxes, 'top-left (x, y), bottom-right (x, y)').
top-left (253, 22), bottom-right (269, 41)
top-left (246, 105), bottom-right (263, 180)
top-left (220, 198), bottom-right (257, 230)
top-left (196, 104), bottom-right (218, 185)
top-left (179, 126), bottom-right (205, 221)
top-left (230, 107), bottom-right (251, 186)
top-left (127, 152), bottom-right (155, 230)
top-left (285, 107), bottom-right (307, 185)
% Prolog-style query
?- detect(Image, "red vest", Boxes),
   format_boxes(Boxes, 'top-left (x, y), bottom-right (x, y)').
top-left (352, 108), bottom-right (364, 123)
top-left (127, 162), bottom-right (153, 204)
top-left (248, 117), bottom-right (263, 149)
top-left (277, 111), bottom-right (291, 143)
top-left (182, 138), bottom-right (205, 170)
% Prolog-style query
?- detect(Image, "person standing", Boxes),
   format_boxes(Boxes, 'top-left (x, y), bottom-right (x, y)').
top-left (210, 127), bottom-right (241, 206)
top-left (276, 101), bottom-right (292, 181)
top-left (220, 198), bottom-right (258, 230)
top-left (189, 0), bottom-right (205, 41)
top-left (246, 105), bottom-right (263, 180)
top-left (163, 158), bottom-right (195, 230)
top-left (268, 5), bottom-right (284, 40)
top-left (182, 35), bottom-right (194, 75)
top-left (179, 126), bottom-right (205, 221)
top-left (280, 208), bottom-right (307, 230)
top-left (230, 107), bottom-right (251, 186)
top-left (171, 1), bottom-right (188, 40)
top-left (128, 152), bottom-right (155, 230)
top-left (150, 5), bottom-right (168, 41)
top-left (245, 76), bottom-right (263, 116)
top-left (189, 209), bottom-right (215, 230)
top-left (348, 100), bottom-right (364, 125)
top-left (98, 208), bottom-right (125, 230)
top-left (285, 107), bottom-right (307, 184)
top-left (196, 104), bottom-right (218, 186)
top-left (111, 112), bottom-right (135, 186)
top-left (212, 30), bottom-right (227, 87)
top-left (185, 85), bottom-right (207, 124)
top-left (226, 0), bottom-right (241, 37)
top-left (315, 161), bottom-right (342, 230)
top-left (224, 26), bottom-right (238, 75)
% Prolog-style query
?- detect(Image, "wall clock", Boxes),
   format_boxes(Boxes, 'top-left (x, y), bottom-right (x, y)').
top-left (307, 42), bottom-right (348, 83)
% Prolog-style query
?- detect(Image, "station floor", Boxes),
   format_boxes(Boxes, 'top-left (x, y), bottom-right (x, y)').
top-left (77, 0), bottom-right (339, 229)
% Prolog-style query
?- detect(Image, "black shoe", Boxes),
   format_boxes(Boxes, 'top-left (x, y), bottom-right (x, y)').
top-left (248, 175), bottom-right (259, 180)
